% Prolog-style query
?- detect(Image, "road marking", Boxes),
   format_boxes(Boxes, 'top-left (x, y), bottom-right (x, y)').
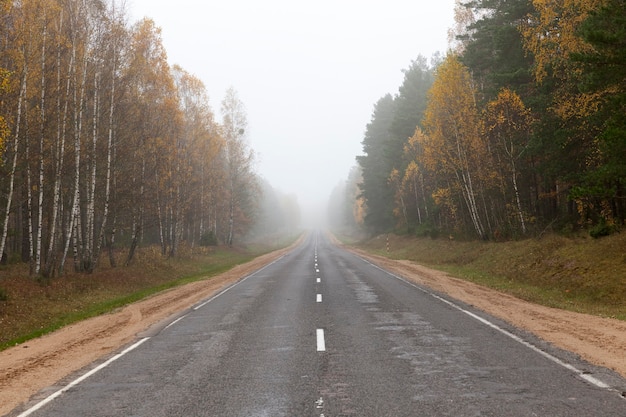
top-left (429, 291), bottom-right (612, 390)
top-left (194, 253), bottom-right (286, 311)
top-left (316, 329), bottom-right (326, 351)
top-left (358, 256), bottom-right (615, 392)
top-left (16, 338), bottom-right (150, 417)
top-left (316, 397), bottom-right (324, 407)
top-left (164, 315), bottom-right (186, 330)
top-left (317, 278), bottom-right (321, 283)
top-left (16, 251), bottom-right (293, 417)
top-left (317, 294), bottom-right (322, 303)
top-left (316, 269), bottom-right (320, 273)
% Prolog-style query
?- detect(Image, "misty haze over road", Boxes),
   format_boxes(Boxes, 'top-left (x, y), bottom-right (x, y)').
top-left (129, 0), bottom-right (457, 214)
top-left (17, 232), bottom-right (626, 416)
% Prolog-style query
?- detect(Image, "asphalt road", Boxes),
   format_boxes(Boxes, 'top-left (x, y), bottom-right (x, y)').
top-left (12, 232), bottom-right (626, 416)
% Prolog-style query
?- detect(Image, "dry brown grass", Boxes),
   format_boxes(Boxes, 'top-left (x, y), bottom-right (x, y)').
top-left (0, 243), bottom-right (274, 349)
top-left (354, 231), bottom-right (626, 319)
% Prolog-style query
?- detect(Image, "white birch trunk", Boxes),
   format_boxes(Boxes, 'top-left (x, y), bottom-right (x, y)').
top-left (44, 11), bottom-right (69, 276)
top-left (94, 43), bottom-right (116, 266)
top-left (85, 69), bottom-right (100, 271)
top-left (35, 10), bottom-right (49, 275)
top-left (61, 32), bottom-right (88, 273)
top-left (26, 104), bottom-right (34, 271)
top-left (0, 64), bottom-right (27, 260)
top-left (511, 161), bottom-right (527, 234)
top-left (453, 123), bottom-right (486, 238)
top-left (157, 183), bottom-right (165, 255)
top-left (412, 177), bottom-right (422, 225)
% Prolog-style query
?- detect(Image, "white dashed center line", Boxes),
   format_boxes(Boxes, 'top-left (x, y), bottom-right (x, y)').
top-left (316, 329), bottom-right (326, 351)
top-left (316, 294), bottom-right (322, 303)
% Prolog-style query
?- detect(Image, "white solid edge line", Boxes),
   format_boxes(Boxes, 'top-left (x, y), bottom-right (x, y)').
top-left (358, 256), bottom-right (614, 392)
top-left (164, 315), bottom-right (186, 331)
top-left (17, 252), bottom-right (292, 416)
top-left (317, 329), bottom-right (326, 352)
top-left (194, 253), bottom-right (287, 311)
top-left (16, 337), bottom-right (150, 417)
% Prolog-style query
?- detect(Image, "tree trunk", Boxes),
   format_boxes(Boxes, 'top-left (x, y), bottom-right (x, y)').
top-left (84, 69), bottom-right (100, 273)
top-left (0, 63), bottom-right (27, 261)
top-left (44, 10), bottom-right (70, 278)
top-left (126, 221), bottom-right (139, 266)
top-left (228, 194), bottom-right (234, 246)
top-left (93, 44), bottom-right (117, 268)
top-left (35, 10), bottom-right (49, 275)
top-left (107, 216), bottom-right (117, 268)
top-left (511, 160), bottom-right (527, 234)
top-left (25, 98), bottom-right (34, 272)
top-left (412, 176), bottom-right (422, 225)
top-left (60, 34), bottom-right (88, 274)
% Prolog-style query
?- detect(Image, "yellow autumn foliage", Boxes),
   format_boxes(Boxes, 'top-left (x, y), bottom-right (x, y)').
top-left (520, 0), bottom-right (605, 83)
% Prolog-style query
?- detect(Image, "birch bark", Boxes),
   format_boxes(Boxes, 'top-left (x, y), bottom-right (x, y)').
top-left (0, 62), bottom-right (27, 261)
top-left (34, 6), bottom-right (49, 275)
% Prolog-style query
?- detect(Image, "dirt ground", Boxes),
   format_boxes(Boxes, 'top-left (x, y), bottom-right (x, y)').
top-left (2, 242), bottom-right (626, 416)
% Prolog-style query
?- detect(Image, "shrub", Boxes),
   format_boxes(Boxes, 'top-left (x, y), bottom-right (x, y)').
top-left (199, 230), bottom-right (218, 247)
top-left (415, 223), bottom-right (440, 239)
top-left (0, 287), bottom-right (8, 302)
top-left (589, 219), bottom-right (617, 239)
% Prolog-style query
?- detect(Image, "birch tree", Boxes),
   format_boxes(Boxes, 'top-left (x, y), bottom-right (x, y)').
top-left (92, 0), bottom-right (126, 268)
top-left (483, 88), bottom-right (534, 234)
top-left (0, 25), bottom-right (27, 262)
top-left (60, 0), bottom-right (91, 273)
top-left (42, 4), bottom-right (68, 277)
top-left (422, 54), bottom-right (489, 238)
top-left (122, 18), bottom-right (179, 264)
top-left (33, 1), bottom-right (50, 274)
top-left (221, 87), bottom-right (256, 246)
top-left (0, 0), bottom-right (272, 270)
top-left (172, 65), bottom-right (224, 248)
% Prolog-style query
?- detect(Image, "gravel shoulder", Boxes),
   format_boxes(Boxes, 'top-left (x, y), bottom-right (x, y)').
top-left (2, 240), bottom-right (625, 416)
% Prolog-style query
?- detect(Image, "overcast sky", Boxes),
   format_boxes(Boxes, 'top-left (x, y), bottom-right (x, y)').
top-left (128, 0), bottom-right (456, 221)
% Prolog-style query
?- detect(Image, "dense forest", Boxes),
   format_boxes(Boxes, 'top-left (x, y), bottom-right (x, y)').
top-left (333, 0), bottom-right (625, 240)
top-left (0, 0), bottom-right (299, 276)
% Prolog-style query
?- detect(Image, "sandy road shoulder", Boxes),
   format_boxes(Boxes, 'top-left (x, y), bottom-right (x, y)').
top-left (348, 247), bottom-right (626, 379)
top-left (0, 244), bottom-right (296, 417)
top-left (3, 236), bottom-right (625, 415)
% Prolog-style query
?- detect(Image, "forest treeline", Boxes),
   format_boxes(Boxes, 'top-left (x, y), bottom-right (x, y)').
top-left (331, 0), bottom-right (625, 240)
top-left (0, 0), bottom-right (300, 277)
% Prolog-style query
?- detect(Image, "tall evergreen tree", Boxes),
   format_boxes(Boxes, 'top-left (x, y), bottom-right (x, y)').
top-left (388, 56), bottom-right (435, 164)
top-left (570, 0), bottom-right (626, 224)
top-left (460, 0), bottom-right (535, 101)
top-left (356, 94), bottom-right (396, 233)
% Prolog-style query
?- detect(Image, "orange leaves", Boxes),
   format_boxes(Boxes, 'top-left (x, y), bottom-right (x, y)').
top-left (521, 0), bottom-right (603, 83)
top-left (0, 68), bottom-right (9, 156)
top-left (483, 88), bottom-right (533, 147)
top-left (423, 55), bottom-right (484, 179)
top-left (420, 55), bottom-right (492, 236)
top-left (519, 0), bottom-right (607, 137)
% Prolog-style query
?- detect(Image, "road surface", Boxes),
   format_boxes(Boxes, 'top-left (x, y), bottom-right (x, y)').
top-left (11, 232), bottom-right (626, 416)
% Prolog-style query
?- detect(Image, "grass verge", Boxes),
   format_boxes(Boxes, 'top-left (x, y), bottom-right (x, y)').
top-left (347, 231), bottom-right (626, 320)
top-left (0, 237), bottom-right (298, 351)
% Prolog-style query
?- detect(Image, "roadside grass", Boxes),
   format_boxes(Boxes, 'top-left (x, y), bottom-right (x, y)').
top-left (0, 237), bottom-right (298, 351)
top-left (348, 231), bottom-right (626, 320)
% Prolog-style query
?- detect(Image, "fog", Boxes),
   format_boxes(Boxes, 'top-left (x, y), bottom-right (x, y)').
top-left (129, 0), bottom-right (455, 226)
